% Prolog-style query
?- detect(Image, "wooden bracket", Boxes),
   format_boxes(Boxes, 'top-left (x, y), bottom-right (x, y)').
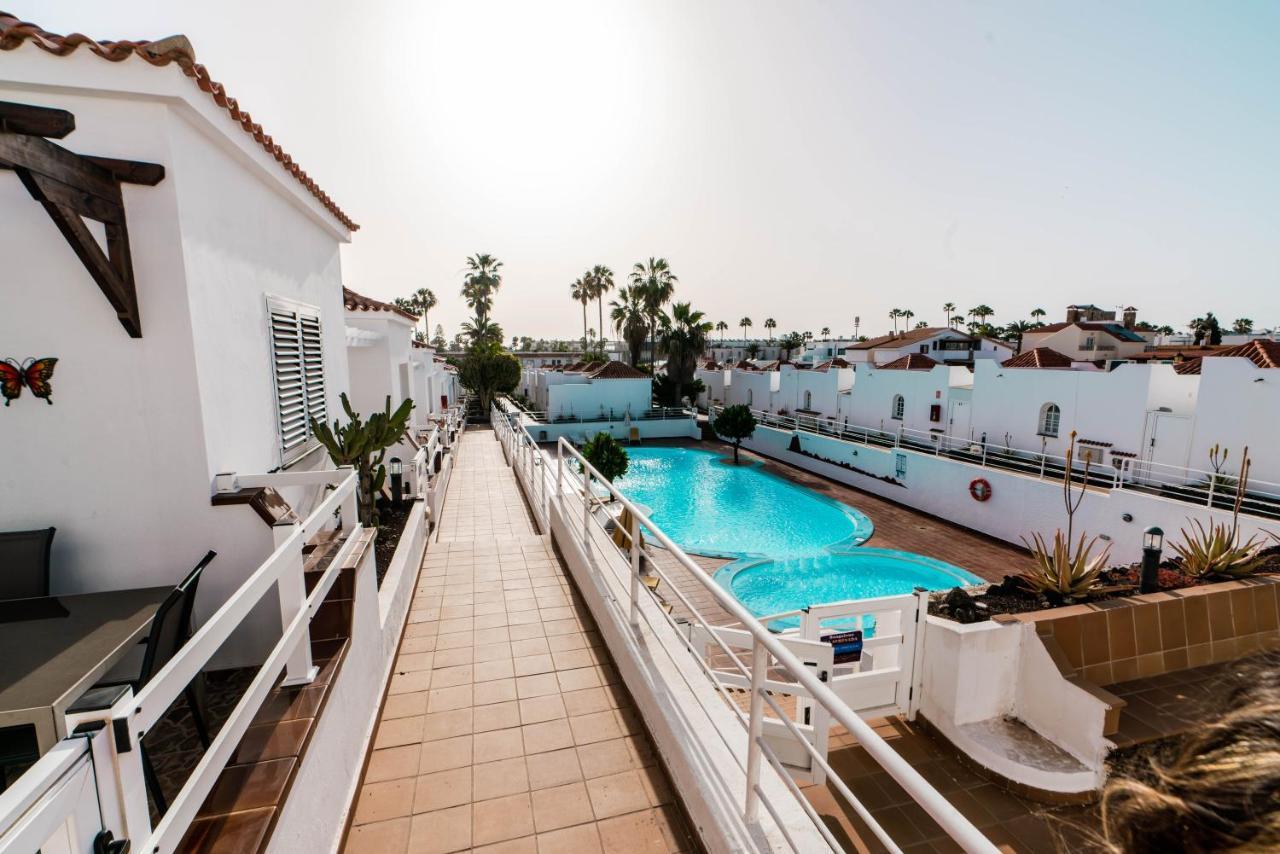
top-left (0, 101), bottom-right (165, 338)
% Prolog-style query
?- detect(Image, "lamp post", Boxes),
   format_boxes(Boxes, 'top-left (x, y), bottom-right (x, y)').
top-left (389, 457), bottom-right (403, 506)
top-left (1140, 526), bottom-right (1164, 594)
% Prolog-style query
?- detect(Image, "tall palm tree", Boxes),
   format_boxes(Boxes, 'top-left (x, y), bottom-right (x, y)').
top-left (820, 326), bottom-right (831, 338)
top-left (1232, 318), bottom-right (1254, 334)
top-left (1190, 312), bottom-right (1222, 345)
top-left (1030, 307), bottom-right (1046, 324)
top-left (739, 317), bottom-right (753, 340)
top-left (629, 258), bottom-right (677, 367)
top-left (715, 320), bottom-right (729, 342)
top-left (943, 302), bottom-right (957, 327)
top-left (901, 310), bottom-right (914, 329)
top-left (570, 278), bottom-right (591, 345)
top-left (610, 286), bottom-right (649, 367)
top-left (660, 303), bottom-right (713, 404)
top-left (588, 264), bottom-right (614, 344)
top-left (1005, 320), bottom-right (1033, 354)
top-left (949, 315), bottom-right (964, 329)
top-left (462, 254), bottom-right (503, 320)
top-left (968, 305), bottom-right (994, 326)
top-left (461, 316), bottom-right (503, 347)
top-left (412, 287), bottom-right (437, 338)
top-left (764, 318), bottom-right (777, 340)
top-left (890, 308), bottom-right (902, 334)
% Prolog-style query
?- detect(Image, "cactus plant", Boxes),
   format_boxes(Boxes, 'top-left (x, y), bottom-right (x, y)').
top-left (312, 393), bottom-right (414, 527)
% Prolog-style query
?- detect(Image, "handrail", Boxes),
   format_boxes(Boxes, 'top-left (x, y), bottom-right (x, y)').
top-left (0, 738), bottom-right (92, 849)
top-left (491, 399), bottom-right (994, 852)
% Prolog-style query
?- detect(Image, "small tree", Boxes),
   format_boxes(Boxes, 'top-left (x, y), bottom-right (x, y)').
top-left (582, 432), bottom-right (629, 489)
top-left (713, 404), bottom-right (757, 464)
top-left (312, 393), bottom-right (414, 527)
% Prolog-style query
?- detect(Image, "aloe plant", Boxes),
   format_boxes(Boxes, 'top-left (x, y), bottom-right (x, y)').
top-left (1171, 519), bottom-right (1266, 580)
top-left (1019, 530), bottom-right (1112, 601)
top-left (312, 393), bottom-right (414, 527)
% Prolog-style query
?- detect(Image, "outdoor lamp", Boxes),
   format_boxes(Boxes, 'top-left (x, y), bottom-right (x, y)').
top-left (1140, 525), bottom-right (1164, 594)
top-left (389, 457), bottom-right (404, 506)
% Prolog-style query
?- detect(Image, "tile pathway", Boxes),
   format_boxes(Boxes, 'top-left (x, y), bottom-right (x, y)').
top-left (344, 428), bottom-right (697, 854)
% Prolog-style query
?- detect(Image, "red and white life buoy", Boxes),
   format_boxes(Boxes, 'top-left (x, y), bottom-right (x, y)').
top-left (969, 478), bottom-right (992, 502)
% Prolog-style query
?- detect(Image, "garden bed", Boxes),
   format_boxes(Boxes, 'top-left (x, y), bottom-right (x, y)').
top-left (374, 498), bottom-right (414, 587)
top-left (931, 547), bottom-right (1280, 622)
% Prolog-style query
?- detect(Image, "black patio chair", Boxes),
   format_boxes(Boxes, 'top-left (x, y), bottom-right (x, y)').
top-left (0, 527), bottom-right (55, 601)
top-left (84, 550), bottom-right (216, 812)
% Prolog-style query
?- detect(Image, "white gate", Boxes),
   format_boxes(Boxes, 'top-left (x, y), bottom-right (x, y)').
top-left (691, 590), bottom-right (929, 785)
top-left (1141, 411), bottom-right (1195, 481)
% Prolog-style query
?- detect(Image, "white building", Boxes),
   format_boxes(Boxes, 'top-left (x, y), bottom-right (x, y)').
top-left (844, 327), bottom-right (1010, 366)
top-left (1019, 320), bottom-right (1150, 362)
top-left (1, 36), bottom-right (362, 665)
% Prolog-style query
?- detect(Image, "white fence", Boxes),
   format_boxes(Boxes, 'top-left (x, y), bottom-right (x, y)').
top-left (492, 402), bottom-right (995, 853)
top-left (0, 468), bottom-right (363, 854)
top-left (721, 406), bottom-right (1280, 519)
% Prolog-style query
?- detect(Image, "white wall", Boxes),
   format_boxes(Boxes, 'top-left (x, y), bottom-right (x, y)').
top-left (544, 377), bottom-right (651, 420)
top-left (1188, 358), bottom-right (1280, 485)
top-left (844, 364), bottom-right (964, 435)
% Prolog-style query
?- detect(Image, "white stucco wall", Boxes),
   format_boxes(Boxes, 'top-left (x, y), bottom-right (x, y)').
top-left (544, 377), bottom-right (651, 420)
top-left (1188, 358), bottom-right (1280, 485)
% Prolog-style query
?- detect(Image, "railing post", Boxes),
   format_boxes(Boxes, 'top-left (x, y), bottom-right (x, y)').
top-left (1039, 454), bottom-right (1047, 480)
top-left (582, 466), bottom-right (593, 559)
top-left (274, 521), bottom-right (317, 686)
top-left (980, 442), bottom-right (988, 467)
top-left (629, 511), bottom-right (642, 627)
top-left (1207, 476), bottom-right (1216, 508)
top-left (556, 443), bottom-right (563, 509)
top-left (744, 638), bottom-right (767, 823)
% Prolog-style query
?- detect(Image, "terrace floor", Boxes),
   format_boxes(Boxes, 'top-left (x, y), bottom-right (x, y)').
top-left (343, 428), bottom-right (698, 854)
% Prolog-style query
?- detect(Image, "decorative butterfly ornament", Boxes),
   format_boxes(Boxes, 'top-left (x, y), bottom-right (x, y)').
top-left (0, 357), bottom-right (58, 406)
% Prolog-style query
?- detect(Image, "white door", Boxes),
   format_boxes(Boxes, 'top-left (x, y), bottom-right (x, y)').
top-left (1142, 412), bottom-right (1195, 484)
top-left (947, 400), bottom-right (972, 448)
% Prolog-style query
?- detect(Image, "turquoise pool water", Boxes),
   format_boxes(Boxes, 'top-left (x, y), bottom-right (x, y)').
top-left (614, 446), bottom-right (873, 559)
top-left (612, 446), bottom-right (979, 618)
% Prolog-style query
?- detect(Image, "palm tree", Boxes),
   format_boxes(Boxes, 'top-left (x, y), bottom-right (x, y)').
top-left (1005, 320), bottom-right (1033, 354)
top-left (820, 326), bottom-right (831, 338)
top-left (1232, 318), bottom-right (1254, 334)
top-left (588, 265), bottom-right (614, 345)
top-left (659, 303), bottom-right (713, 405)
top-left (610, 286), bottom-right (649, 367)
top-left (630, 258), bottom-right (677, 368)
top-left (739, 317), bottom-right (753, 340)
top-left (949, 315), bottom-right (964, 329)
top-left (901, 310), bottom-right (915, 329)
top-left (412, 287), bottom-right (437, 338)
top-left (715, 320), bottom-right (729, 343)
top-left (764, 318), bottom-right (777, 340)
top-left (461, 316), bottom-right (503, 347)
top-left (1190, 312), bottom-right (1223, 345)
top-left (462, 254), bottom-right (503, 320)
top-left (890, 308), bottom-right (901, 334)
top-left (942, 302), bottom-right (957, 326)
top-left (969, 305), bottom-right (994, 326)
top-left (1030, 307), bottom-right (1047, 324)
top-left (570, 277), bottom-right (591, 345)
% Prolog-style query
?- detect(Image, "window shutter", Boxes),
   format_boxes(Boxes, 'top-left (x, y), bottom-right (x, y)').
top-left (268, 297), bottom-right (328, 464)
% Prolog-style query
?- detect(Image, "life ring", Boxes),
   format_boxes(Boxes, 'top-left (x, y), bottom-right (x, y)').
top-left (969, 478), bottom-right (992, 502)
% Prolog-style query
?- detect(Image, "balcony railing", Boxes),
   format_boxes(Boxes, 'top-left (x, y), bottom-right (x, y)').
top-left (491, 402), bottom-right (996, 853)
top-left (516, 406), bottom-right (694, 425)
top-left (0, 468), bottom-right (364, 854)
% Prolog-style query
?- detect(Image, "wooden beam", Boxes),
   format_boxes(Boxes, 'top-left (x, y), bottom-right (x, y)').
top-left (0, 101), bottom-right (76, 139)
top-left (84, 156), bottom-right (166, 187)
top-left (0, 131), bottom-right (121, 202)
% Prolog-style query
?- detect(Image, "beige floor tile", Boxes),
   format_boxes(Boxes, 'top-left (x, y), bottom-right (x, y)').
top-left (518, 694), bottom-right (567, 725)
top-left (471, 792), bottom-right (536, 846)
top-left (397, 652), bottom-right (435, 672)
top-left (382, 691), bottom-right (429, 721)
top-left (376, 716), bottom-right (426, 749)
top-left (585, 770), bottom-right (651, 819)
top-left (474, 727), bottom-right (525, 763)
top-left (408, 804), bottom-right (471, 854)
top-left (366, 744), bottom-right (422, 783)
top-left (419, 734), bottom-right (473, 774)
top-left (428, 685), bottom-right (475, 713)
top-left (474, 658), bottom-right (517, 682)
top-left (472, 756), bottom-right (530, 801)
top-left (510, 637), bottom-right (551, 657)
top-left (521, 719), bottom-right (574, 755)
top-left (474, 678), bottom-right (519, 706)
top-left (569, 711), bottom-right (623, 746)
top-left (526, 747), bottom-right (584, 791)
top-left (530, 782), bottom-right (595, 833)
top-left (345, 816), bottom-right (410, 853)
top-left (556, 668), bottom-right (601, 693)
top-left (575, 739), bottom-right (635, 780)
top-left (473, 838), bottom-right (537, 854)
top-left (355, 778), bottom-right (416, 824)
top-left (513, 654), bottom-right (555, 677)
top-left (515, 672), bottom-right (561, 699)
top-left (595, 807), bottom-right (682, 854)
top-left (536, 822), bottom-right (603, 854)
top-left (423, 708), bottom-right (474, 742)
top-left (474, 701), bottom-right (521, 733)
top-left (561, 688), bottom-right (611, 717)
top-left (414, 766), bottom-right (472, 813)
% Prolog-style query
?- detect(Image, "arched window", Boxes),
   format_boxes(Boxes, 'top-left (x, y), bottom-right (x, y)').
top-left (803, 390), bottom-right (813, 410)
top-left (1039, 403), bottom-right (1061, 437)
top-left (891, 394), bottom-right (905, 420)
top-left (747, 389), bottom-right (754, 406)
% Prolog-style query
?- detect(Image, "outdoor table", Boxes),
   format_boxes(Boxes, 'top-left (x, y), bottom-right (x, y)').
top-left (0, 586), bottom-right (170, 753)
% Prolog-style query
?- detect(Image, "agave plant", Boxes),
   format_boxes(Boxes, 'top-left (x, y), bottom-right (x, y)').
top-left (1019, 531), bottom-right (1111, 601)
top-left (1170, 519), bottom-right (1266, 580)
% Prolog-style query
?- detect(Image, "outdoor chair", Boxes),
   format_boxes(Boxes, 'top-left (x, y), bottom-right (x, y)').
top-left (0, 527), bottom-right (55, 601)
top-left (80, 550), bottom-right (216, 813)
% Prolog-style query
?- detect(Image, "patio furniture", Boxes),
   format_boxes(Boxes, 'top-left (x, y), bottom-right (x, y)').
top-left (0, 527), bottom-right (55, 601)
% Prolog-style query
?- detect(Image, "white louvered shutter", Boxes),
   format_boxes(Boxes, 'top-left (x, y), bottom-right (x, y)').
top-left (268, 298), bottom-right (328, 463)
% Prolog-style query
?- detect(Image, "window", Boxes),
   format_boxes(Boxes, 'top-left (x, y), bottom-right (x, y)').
top-left (268, 296), bottom-right (328, 464)
top-left (919, 344), bottom-right (929, 354)
top-left (1038, 403), bottom-right (1061, 437)
top-left (1083, 336), bottom-right (1095, 350)
top-left (803, 390), bottom-right (813, 410)
top-left (747, 389), bottom-right (754, 406)
top-left (891, 394), bottom-right (905, 420)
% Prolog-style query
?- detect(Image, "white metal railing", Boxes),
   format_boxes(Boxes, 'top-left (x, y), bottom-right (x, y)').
top-left (514, 406), bottom-right (695, 425)
top-left (713, 405), bottom-right (1280, 518)
top-left (490, 402), bottom-right (995, 853)
top-left (2, 467), bottom-right (365, 854)
top-left (0, 733), bottom-right (105, 854)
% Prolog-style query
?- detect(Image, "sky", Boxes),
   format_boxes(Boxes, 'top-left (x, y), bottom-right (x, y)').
top-left (20, 1), bottom-right (1280, 341)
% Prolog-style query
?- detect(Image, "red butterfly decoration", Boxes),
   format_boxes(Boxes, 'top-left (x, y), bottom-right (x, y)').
top-left (0, 357), bottom-right (58, 406)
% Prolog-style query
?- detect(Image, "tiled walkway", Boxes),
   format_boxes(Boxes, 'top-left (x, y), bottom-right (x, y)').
top-left (344, 429), bottom-right (697, 854)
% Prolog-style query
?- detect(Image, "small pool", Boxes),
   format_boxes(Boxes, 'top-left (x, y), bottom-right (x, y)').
top-left (718, 550), bottom-right (982, 627)
top-left (615, 447), bottom-right (872, 558)
top-left (612, 446), bottom-right (979, 620)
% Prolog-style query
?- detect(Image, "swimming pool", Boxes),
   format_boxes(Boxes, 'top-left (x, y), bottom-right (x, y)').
top-left (614, 446), bottom-right (873, 559)
top-left (612, 446), bottom-right (979, 617)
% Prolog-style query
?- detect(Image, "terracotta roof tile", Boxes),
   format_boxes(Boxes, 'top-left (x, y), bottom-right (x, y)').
top-left (343, 287), bottom-right (417, 322)
top-left (1173, 359), bottom-right (1202, 375)
top-left (0, 11), bottom-right (359, 231)
top-left (847, 327), bottom-right (962, 350)
top-left (1001, 347), bottom-right (1075, 369)
top-left (1027, 321), bottom-right (1146, 343)
top-left (588, 361), bottom-right (649, 379)
top-left (877, 353), bottom-right (939, 370)
top-left (1209, 339), bottom-right (1280, 369)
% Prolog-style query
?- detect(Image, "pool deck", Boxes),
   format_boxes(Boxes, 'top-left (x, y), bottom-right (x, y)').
top-left (640, 438), bottom-right (1037, 629)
